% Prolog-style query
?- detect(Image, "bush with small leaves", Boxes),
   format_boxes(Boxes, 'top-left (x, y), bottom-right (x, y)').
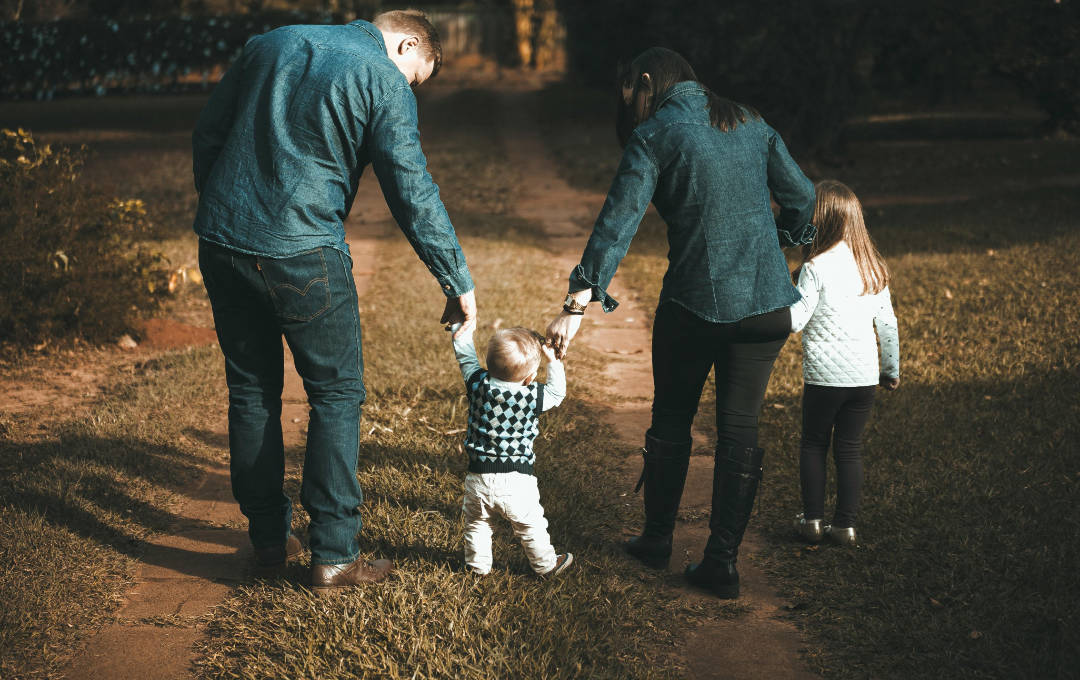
top-left (0, 128), bottom-right (164, 346)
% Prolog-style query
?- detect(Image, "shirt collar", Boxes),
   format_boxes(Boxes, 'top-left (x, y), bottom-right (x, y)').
top-left (655, 81), bottom-right (707, 113)
top-left (489, 375), bottom-right (528, 391)
top-left (349, 19), bottom-right (386, 51)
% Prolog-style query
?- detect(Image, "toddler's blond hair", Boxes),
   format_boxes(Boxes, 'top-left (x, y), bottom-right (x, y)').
top-left (486, 327), bottom-right (543, 383)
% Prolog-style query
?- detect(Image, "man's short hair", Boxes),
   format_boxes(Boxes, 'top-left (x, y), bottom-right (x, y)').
top-left (373, 9), bottom-right (443, 78)
top-left (486, 328), bottom-right (543, 383)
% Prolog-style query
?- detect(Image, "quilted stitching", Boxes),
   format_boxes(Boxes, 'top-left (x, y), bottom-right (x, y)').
top-left (801, 246), bottom-right (892, 387)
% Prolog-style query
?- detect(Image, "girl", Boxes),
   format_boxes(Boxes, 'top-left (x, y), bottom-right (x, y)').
top-left (790, 180), bottom-right (900, 546)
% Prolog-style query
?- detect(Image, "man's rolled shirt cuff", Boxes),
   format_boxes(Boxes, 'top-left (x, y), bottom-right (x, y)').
top-left (569, 264), bottom-right (619, 312)
top-left (434, 264), bottom-right (474, 297)
top-left (777, 221), bottom-right (817, 247)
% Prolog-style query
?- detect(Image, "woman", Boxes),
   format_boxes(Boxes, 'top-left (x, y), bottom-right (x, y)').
top-left (547, 47), bottom-right (815, 598)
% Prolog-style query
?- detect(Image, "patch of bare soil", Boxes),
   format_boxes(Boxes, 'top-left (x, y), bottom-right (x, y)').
top-left (496, 87), bottom-right (817, 679)
top-left (136, 317), bottom-right (218, 351)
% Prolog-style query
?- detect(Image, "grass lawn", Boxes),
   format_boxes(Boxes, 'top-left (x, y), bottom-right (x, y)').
top-left (537, 81), bottom-right (1080, 679)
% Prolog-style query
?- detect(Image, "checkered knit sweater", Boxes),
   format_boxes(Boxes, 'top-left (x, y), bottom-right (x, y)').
top-left (463, 369), bottom-right (544, 475)
top-left (451, 332), bottom-right (565, 476)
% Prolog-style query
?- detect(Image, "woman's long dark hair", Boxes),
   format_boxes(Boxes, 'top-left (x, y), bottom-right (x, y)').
top-left (616, 47), bottom-right (759, 147)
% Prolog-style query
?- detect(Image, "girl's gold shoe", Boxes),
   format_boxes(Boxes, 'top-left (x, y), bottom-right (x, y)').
top-left (793, 513), bottom-right (824, 543)
top-left (824, 525), bottom-right (857, 547)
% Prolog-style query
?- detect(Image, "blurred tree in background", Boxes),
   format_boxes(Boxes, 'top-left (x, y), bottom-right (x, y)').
top-left (557, 0), bottom-right (1080, 151)
top-left (0, 0), bottom-right (1076, 143)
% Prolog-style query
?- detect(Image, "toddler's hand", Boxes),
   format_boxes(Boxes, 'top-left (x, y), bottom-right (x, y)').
top-left (540, 339), bottom-right (559, 363)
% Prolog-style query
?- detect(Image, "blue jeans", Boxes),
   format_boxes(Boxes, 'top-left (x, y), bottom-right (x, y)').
top-left (199, 239), bottom-right (364, 566)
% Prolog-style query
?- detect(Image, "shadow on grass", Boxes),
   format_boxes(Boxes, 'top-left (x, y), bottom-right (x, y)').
top-left (0, 433), bottom-right (248, 573)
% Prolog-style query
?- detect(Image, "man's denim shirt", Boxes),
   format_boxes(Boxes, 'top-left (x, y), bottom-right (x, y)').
top-left (192, 20), bottom-right (472, 296)
top-left (570, 82), bottom-right (816, 323)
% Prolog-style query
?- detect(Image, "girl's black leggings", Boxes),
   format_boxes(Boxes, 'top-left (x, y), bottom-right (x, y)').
top-left (649, 302), bottom-right (789, 448)
top-left (799, 383), bottom-right (876, 528)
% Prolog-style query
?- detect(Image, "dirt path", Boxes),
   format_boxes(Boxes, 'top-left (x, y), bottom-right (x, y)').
top-left (496, 86), bottom-right (817, 679)
top-left (59, 183), bottom-right (390, 680)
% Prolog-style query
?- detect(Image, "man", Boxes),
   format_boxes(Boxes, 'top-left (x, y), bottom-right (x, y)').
top-left (192, 10), bottom-right (476, 594)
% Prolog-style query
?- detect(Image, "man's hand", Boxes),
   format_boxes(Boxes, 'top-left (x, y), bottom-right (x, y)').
top-left (441, 289), bottom-right (477, 339)
top-left (546, 311), bottom-right (583, 359)
top-left (879, 374), bottom-right (900, 391)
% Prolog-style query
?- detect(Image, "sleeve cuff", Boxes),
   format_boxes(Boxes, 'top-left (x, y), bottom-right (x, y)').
top-left (569, 264), bottom-right (619, 313)
top-left (436, 265), bottom-right (475, 298)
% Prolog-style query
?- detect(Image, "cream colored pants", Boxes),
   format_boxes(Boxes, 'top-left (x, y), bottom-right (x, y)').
top-left (462, 471), bottom-right (558, 575)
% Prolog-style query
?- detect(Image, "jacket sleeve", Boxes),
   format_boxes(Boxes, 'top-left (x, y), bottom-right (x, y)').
top-left (540, 361), bottom-right (565, 411)
top-left (451, 329), bottom-right (482, 383)
top-left (369, 85), bottom-right (473, 297)
top-left (766, 124), bottom-right (817, 247)
top-left (568, 131), bottom-right (659, 312)
top-left (874, 286), bottom-right (900, 378)
top-left (192, 54), bottom-right (244, 195)
top-left (789, 261), bottom-right (821, 332)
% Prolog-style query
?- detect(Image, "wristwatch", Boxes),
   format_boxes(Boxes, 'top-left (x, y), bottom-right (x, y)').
top-left (563, 294), bottom-right (587, 315)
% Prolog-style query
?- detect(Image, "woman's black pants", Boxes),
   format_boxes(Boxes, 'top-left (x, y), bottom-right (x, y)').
top-left (799, 383), bottom-right (875, 528)
top-left (649, 302), bottom-right (789, 447)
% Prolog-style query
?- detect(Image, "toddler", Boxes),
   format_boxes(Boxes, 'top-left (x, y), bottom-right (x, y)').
top-left (449, 323), bottom-right (573, 576)
top-left (789, 180), bottom-right (900, 546)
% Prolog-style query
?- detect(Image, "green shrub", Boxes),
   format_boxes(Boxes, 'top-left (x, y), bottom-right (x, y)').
top-left (0, 128), bottom-right (163, 345)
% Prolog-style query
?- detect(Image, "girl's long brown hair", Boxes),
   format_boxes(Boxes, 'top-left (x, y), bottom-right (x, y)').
top-left (804, 180), bottom-right (889, 295)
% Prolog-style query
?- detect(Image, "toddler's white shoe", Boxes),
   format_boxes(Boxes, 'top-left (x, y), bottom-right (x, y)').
top-left (543, 553), bottom-right (573, 577)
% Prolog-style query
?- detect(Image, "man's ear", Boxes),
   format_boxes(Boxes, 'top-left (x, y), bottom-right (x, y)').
top-left (398, 35), bottom-right (420, 55)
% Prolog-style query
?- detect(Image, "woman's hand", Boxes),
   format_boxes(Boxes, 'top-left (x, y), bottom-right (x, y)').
top-left (546, 311), bottom-right (583, 359)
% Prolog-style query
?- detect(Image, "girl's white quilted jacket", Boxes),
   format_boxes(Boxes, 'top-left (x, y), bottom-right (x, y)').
top-left (790, 242), bottom-right (900, 387)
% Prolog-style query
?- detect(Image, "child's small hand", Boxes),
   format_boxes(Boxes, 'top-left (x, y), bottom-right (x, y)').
top-left (540, 339), bottom-right (560, 363)
top-left (879, 374), bottom-right (900, 391)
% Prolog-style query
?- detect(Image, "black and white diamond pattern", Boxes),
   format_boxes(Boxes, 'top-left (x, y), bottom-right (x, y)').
top-left (464, 370), bottom-right (541, 465)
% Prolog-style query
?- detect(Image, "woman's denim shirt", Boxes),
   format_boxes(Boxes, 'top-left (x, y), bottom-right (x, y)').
top-left (192, 20), bottom-right (472, 296)
top-left (570, 82), bottom-right (816, 322)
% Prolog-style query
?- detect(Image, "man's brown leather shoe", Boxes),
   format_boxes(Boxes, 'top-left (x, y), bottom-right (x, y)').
top-left (311, 557), bottom-right (395, 596)
top-left (254, 534), bottom-right (305, 568)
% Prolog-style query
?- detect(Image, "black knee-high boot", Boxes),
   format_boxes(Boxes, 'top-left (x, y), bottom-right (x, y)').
top-left (685, 445), bottom-right (764, 598)
top-left (625, 433), bottom-right (691, 569)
